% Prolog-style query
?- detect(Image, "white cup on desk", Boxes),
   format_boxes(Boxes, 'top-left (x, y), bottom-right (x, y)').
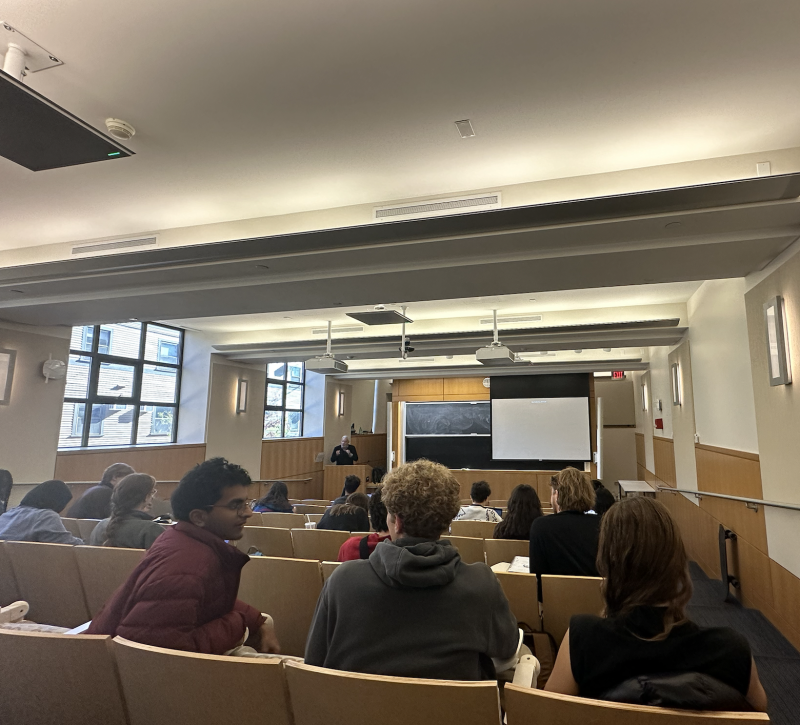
top-left (304, 521), bottom-right (316, 529)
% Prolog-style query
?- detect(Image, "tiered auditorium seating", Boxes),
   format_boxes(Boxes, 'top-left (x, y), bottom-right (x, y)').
top-left (540, 574), bottom-right (604, 646)
top-left (445, 535), bottom-right (486, 564)
top-left (236, 526), bottom-right (294, 557)
top-left (483, 538), bottom-right (528, 567)
top-left (259, 512), bottom-right (307, 529)
top-left (74, 546), bottom-right (145, 617)
top-left (290, 528), bottom-right (351, 561)
top-left (450, 520), bottom-right (498, 538)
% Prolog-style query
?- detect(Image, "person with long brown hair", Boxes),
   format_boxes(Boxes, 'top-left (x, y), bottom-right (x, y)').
top-left (545, 497), bottom-right (768, 712)
top-left (90, 473), bottom-right (164, 549)
top-left (316, 491), bottom-right (370, 532)
top-left (493, 484), bottom-right (542, 540)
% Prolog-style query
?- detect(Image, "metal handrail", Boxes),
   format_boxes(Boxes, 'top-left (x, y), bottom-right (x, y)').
top-left (656, 486), bottom-right (800, 513)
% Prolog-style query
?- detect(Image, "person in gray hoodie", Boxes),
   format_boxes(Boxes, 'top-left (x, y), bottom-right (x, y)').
top-left (305, 459), bottom-right (519, 680)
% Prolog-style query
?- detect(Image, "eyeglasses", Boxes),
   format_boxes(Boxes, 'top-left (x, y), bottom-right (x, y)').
top-left (207, 499), bottom-right (256, 515)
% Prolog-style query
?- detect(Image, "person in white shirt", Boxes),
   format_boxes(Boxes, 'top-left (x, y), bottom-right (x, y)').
top-left (454, 481), bottom-right (503, 523)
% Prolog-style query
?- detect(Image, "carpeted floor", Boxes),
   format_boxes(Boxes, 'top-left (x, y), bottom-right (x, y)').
top-left (687, 562), bottom-right (800, 725)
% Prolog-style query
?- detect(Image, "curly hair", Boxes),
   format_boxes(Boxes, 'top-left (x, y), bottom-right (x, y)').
top-left (381, 459), bottom-right (460, 539)
top-left (368, 485), bottom-right (389, 533)
top-left (171, 458), bottom-right (252, 522)
top-left (551, 467), bottom-right (595, 512)
top-left (103, 473), bottom-right (156, 547)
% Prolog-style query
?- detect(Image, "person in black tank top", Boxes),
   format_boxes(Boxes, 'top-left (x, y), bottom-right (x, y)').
top-left (545, 497), bottom-right (768, 713)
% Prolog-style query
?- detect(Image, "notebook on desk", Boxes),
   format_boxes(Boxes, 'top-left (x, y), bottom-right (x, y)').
top-left (508, 556), bottom-right (529, 574)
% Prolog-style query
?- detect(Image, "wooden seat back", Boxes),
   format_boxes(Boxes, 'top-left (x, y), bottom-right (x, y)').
top-left (444, 535), bottom-right (486, 564)
top-left (60, 517), bottom-right (83, 537)
top-left (77, 518), bottom-right (103, 541)
top-left (300, 499), bottom-right (333, 506)
top-left (293, 504), bottom-right (329, 515)
top-left (484, 538), bottom-right (528, 567)
top-left (504, 683), bottom-right (769, 725)
top-left (4, 541), bottom-right (90, 627)
top-left (237, 556), bottom-right (323, 657)
top-left (285, 660), bottom-right (502, 725)
top-left (260, 512), bottom-right (307, 529)
top-left (450, 520), bottom-right (498, 539)
top-left (291, 528), bottom-right (351, 562)
top-left (321, 560), bottom-right (342, 581)
top-left (541, 574), bottom-right (604, 646)
top-left (494, 571), bottom-right (541, 632)
top-left (113, 636), bottom-right (292, 725)
top-left (305, 513), bottom-right (324, 525)
top-left (236, 526), bottom-right (294, 558)
top-left (0, 543), bottom-right (20, 607)
top-left (0, 629), bottom-right (128, 725)
top-left (74, 545), bottom-right (145, 616)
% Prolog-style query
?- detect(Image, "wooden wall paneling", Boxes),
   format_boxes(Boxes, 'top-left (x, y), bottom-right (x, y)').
top-left (634, 433), bottom-right (646, 469)
top-left (394, 378), bottom-right (444, 399)
top-left (449, 469), bottom-right (555, 503)
top-left (695, 446), bottom-right (763, 499)
top-left (652, 436), bottom-right (676, 487)
top-left (769, 560), bottom-right (800, 651)
top-left (442, 377), bottom-right (490, 399)
top-left (55, 444), bottom-right (206, 482)
top-left (729, 536), bottom-right (775, 613)
top-left (351, 434), bottom-right (387, 470)
top-left (260, 438), bottom-right (324, 481)
top-left (442, 393), bottom-right (491, 401)
top-left (698, 496), bottom-right (768, 554)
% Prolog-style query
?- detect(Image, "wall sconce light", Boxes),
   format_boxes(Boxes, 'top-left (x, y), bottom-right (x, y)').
top-left (236, 379), bottom-right (248, 413)
top-left (641, 383), bottom-right (648, 412)
top-left (764, 296), bottom-right (792, 386)
top-left (337, 390), bottom-right (345, 417)
top-left (671, 362), bottom-right (682, 406)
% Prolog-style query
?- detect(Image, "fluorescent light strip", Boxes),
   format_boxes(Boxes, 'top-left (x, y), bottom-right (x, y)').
top-left (311, 325), bottom-right (364, 334)
top-left (479, 315), bottom-right (542, 324)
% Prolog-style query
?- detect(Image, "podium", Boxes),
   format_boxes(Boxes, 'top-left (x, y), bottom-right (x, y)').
top-left (323, 464), bottom-right (373, 501)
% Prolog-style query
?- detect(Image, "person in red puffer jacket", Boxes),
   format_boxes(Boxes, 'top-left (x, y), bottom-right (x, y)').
top-left (88, 458), bottom-right (280, 655)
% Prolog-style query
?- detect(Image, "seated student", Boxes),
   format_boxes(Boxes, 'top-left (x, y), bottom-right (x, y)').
top-left (493, 484), bottom-right (542, 540)
top-left (592, 479), bottom-right (615, 516)
top-left (330, 474), bottom-right (361, 506)
top-left (546, 497), bottom-right (768, 712)
top-left (529, 468), bottom-right (601, 577)
top-left (87, 458), bottom-right (280, 655)
top-left (0, 479), bottom-right (84, 545)
top-left (454, 481), bottom-right (503, 522)
top-left (316, 492), bottom-right (370, 532)
top-left (0, 469), bottom-right (12, 515)
top-left (90, 473), bottom-right (164, 550)
top-left (337, 485), bottom-right (391, 561)
top-left (305, 459), bottom-right (519, 680)
top-left (253, 480), bottom-right (294, 513)
top-left (67, 462), bottom-right (135, 520)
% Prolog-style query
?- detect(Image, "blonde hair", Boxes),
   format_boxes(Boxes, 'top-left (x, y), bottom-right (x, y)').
top-left (551, 467), bottom-right (594, 512)
top-left (381, 459), bottom-right (460, 539)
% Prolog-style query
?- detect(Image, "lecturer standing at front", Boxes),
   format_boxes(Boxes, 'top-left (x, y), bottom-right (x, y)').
top-left (331, 436), bottom-right (358, 465)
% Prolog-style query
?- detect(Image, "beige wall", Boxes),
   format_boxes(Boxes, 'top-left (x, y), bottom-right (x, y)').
top-left (745, 247), bottom-right (800, 578)
top-left (667, 339), bottom-right (699, 500)
top-left (0, 323), bottom-right (70, 484)
top-left (323, 378), bottom-right (379, 458)
top-left (204, 356), bottom-right (266, 477)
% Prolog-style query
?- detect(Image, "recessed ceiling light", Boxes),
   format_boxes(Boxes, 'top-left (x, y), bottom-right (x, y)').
top-left (454, 119), bottom-right (475, 138)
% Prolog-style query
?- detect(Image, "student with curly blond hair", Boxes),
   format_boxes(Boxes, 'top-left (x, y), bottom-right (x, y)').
top-left (305, 458), bottom-right (518, 680)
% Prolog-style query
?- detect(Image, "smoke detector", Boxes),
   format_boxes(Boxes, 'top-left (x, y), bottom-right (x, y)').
top-left (105, 118), bottom-right (135, 141)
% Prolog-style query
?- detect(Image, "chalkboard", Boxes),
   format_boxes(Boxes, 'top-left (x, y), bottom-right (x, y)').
top-left (405, 402), bottom-right (490, 436)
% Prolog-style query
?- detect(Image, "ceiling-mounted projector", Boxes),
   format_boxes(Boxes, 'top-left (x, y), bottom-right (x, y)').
top-left (305, 354), bottom-right (348, 374)
top-left (476, 344), bottom-right (516, 366)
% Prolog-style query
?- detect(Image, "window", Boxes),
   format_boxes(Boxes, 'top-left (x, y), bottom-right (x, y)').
top-left (59, 322), bottom-right (184, 448)
top-left (263, 361), bottom-right (305, 438)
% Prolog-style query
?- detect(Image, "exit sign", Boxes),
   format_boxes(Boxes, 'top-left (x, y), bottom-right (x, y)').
top-left (612, 371), bottom-right (625, 379)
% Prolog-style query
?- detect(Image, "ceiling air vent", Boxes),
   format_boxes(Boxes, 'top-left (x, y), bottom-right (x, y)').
top-left (374, 192), bottom-right (501, 221)
top-left (479, 314), bottom-right (542, 325)
top-left (71, 236), bottom-right (158, 255)
top-left (312, 325), bottom-right (364, 334)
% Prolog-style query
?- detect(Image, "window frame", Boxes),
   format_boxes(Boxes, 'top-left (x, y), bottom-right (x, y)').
top-left (62, 322), bottom-right (184, 448)
top-left (263, 362), bottom-right (305, 439)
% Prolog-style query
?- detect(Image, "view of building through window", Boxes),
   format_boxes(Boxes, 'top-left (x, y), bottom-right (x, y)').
top-left (263, 361), bottom-right (304, 439)
top-left (58, 322), bottom-right (183, 448)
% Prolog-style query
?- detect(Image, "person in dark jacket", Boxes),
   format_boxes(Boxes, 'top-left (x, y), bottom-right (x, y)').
top-left (338, 484), bottom-right (391, 561)
top-left (90, 473), bottom-right (164, 549)
top-left (0, 469), bottom-right (12, 515)
top-left (493, 484), bottom-right (542, 540)
top-left (546, 497), bottom-right (768, 713)
top-left (317, 492), bottom-right (370, 532)
top-left (87, 458), bottom-right (280, 655)
top-left (529, 468), bottom-right (601, 577)
top-left (0, 479), bottom-right (83, 545)
top-left (67, 462), bottom-right (134, 519)
top-left (592, 479), bottom-right (616, 516)
top-left (253, 480), bottom-right (294, 513)
top-left (330, 435), bottom-right (358, 466)
top-left (330, 474), bottom-right (361, 506)
top-left (305, 459), bottom-right (518, 680)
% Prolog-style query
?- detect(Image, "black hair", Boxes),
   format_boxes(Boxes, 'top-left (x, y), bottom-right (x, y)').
top-left (101, 463), bottom-right (135, 487)
top-left (470, 480), bottom-right (491, 503)
top-left (493, 484), bottom-right (542, 540)
top-left (368, 485), bottom-right (389, 533)
top-left (0, 470), bottom-right (12, 512)
top-left (19, 480), bottom-right (73, 513)
top-left (342, 475), bottom-right (361, 495)
top-left (255, 480), bottom-right (290, 509)
top-left (171, 458), bottom-right (252, 522)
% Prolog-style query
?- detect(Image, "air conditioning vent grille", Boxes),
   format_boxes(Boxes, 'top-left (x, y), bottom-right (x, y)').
top-left (72, 236), bottom-right (157, 255)
top-left (374, 193), bottom-right (501, 221)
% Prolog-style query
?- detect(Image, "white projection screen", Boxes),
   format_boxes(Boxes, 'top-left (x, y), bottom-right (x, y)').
top-left (491, 397), bottom-right (591, 460)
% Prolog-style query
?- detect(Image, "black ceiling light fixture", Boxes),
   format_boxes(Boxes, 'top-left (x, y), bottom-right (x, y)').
top-left (0, 22), bottom-right (134, 171)
top-left (347, 305), bottom-right (413, 326)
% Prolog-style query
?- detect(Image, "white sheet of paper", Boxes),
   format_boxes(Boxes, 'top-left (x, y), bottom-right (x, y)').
top-left (508, 556), bottom-right (530, 574)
